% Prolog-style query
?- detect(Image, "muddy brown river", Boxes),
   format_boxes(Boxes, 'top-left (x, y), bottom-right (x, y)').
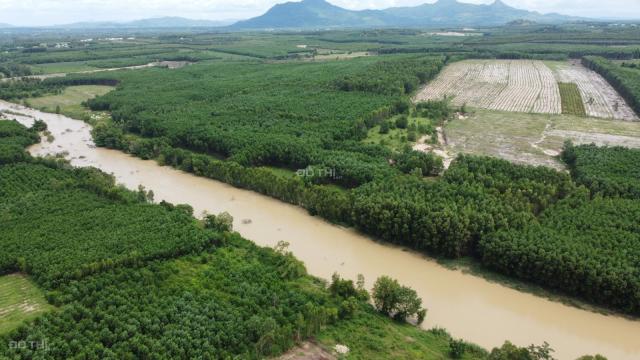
top-left (2, 100), bottom-right (639, 360)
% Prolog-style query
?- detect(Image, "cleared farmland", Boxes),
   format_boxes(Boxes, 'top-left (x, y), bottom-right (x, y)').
top-left (553, 61), bottom-right (639, 121)
top-left (416, 60), bottom-right (639, 120)
top-left (416, 60), bottom-right (561, 114)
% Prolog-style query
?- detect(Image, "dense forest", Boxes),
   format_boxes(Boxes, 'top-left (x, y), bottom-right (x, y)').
top-left (562, 142), bottom-right (640, 199)
top-left (481, 193), bottom-right (640, 314)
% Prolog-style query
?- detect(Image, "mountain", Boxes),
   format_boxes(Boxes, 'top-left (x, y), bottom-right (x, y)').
top-left (232, 0), bottom-right (391, 29)
top-left (0, 23), bottom-right (14, 28)
top-left (232, 0), bottom-right (583, 29)
top-left (54, 17), bottom-right (235, 29)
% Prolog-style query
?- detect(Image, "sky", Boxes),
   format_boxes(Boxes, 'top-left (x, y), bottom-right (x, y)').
top-left (0, 0), bottom-right (639, 27)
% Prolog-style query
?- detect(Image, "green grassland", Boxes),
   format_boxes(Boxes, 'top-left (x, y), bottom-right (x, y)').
top-left (0, 274), bottom-right (54, 335)
top-left (317, 308), bottom-right (486, 360)
top-left (559, 82), bottom-right (587, 116)
top-left (25, 85), bottom-right (113, 120)
top-left (29, 61), bottom-right (100, 75)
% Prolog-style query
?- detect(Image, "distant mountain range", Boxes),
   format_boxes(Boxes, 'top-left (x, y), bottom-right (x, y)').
top-left (232, 0), bottom-right (583, 29)
top-left (54, 17), bottom-right (236, 29)
top-left (0, 17), bottom-right (235, 29)
top-left (0, 1), bottom-right (595, 30)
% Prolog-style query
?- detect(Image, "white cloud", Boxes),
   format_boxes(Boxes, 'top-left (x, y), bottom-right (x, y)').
top-left (0, 0), bottom-right (639, 26)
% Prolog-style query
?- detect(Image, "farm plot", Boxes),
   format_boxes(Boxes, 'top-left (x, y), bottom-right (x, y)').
top-left (554, 61), bottom-right (639, 121)
top-left (415, 60), bottom-right (561, 114)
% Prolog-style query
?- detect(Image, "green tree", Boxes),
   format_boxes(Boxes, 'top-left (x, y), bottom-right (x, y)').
top-left (204, 211), bottom-right (234, 232)
top-left (449, 339), bottom-right (466, 359)
top-left (379, 121), bottom-right (390, 134)
top-left (372, 276), bottom-right (426, 323)
top-left (395, 115), bottom-right (409, 129)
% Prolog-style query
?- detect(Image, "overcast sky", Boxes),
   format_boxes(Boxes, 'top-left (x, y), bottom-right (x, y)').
top-left (1, 0), bottom-right (639, 27)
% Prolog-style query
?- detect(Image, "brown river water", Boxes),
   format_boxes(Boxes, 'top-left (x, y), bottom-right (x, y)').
top-left (1, 100), bottom-right (639, 360)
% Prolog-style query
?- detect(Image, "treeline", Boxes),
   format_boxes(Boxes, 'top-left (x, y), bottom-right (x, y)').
top-left (476, 143), bottom-right (640, 314)
top-left (582, 56), bottom-right (640, 115)
top-left (0, 62), bottom-right (32, 78)
top-left (562, 142), bottom-right (640, 199)
top-left (376, 47), bottom-right (569, 61)
top-left (0, 76), bottom-right (118, 101)
top-left (6, 46), bottom-right (177, 65)
top-left (0, 78), bottom-right (63, 100)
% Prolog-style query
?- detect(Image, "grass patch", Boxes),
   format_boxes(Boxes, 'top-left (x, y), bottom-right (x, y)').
top-left (30, 61), bottom-right (99, 75)
top-left (363, 115), bottom-right (435, 152)
top-left (24, 85), bottom-right (114, 121)
top-left (559, 82), bottom-right (586, 116)
top-left (317, 306), bottom-right (486, 359)
top-left (0, 274), bottom-right (54, 335)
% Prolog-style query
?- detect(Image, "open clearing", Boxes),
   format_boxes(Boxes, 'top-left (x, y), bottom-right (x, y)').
top-left (416, 59), bottom-right (639, 121)
top-left (25, 85), bottom-right (114, 120)
top-left (444, 110), bottom-right (640, 169)
top-left (277, 342), bottom-right (336, 360)
top-left (0, 274), bottom-right (53, 335)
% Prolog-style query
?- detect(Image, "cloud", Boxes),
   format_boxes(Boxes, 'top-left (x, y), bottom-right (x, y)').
top-left (0, 0), bottom-right (639, 26)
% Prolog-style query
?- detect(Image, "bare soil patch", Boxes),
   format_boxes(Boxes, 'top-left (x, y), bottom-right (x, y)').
top-left (444, 110), bottom-right (640, 169)
top-left (277, 342), bottom-right (336, 360)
